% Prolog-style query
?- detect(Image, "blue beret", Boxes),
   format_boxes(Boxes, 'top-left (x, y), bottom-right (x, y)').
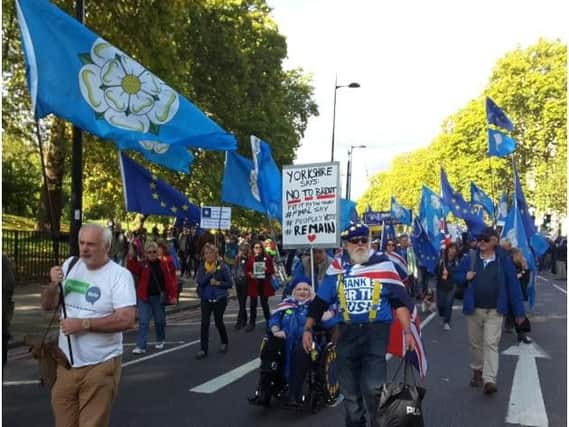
top-left (340, 221), bottom-right (369, 241)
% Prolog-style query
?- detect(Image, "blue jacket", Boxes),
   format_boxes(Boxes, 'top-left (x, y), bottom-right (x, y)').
top-left (453, 247), bottom-right (525, 317)
top-left (196, 261), bottom-right (233, 301)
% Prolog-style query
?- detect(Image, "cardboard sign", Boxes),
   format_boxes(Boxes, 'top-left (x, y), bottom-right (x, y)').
top-left (200, 206), bottom-right (231, 230)
top-left (282, 162), bottom-right (340, 249)
top-left (364, 211), bottom-right (399, 226)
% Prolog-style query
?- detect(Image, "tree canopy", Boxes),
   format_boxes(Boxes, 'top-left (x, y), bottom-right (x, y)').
top-left (2, 0), bottom-right (318, 230)
top-left (359, 39), bottom-right (567, 222)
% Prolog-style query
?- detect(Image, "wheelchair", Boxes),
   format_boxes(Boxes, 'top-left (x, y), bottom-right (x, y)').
top-left (249, 329), bottom-right (340, 413)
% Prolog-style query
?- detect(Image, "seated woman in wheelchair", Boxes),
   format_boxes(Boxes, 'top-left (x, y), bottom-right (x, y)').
top-left (250, 276), bottom-right (336, 408)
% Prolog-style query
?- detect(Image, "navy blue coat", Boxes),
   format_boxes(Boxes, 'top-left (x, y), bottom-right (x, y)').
top-left (453, 247), bottom-right (525, 317)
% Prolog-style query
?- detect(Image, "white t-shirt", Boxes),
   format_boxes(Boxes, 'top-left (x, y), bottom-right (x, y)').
top-left (58, 257), bottom-right (136, 367)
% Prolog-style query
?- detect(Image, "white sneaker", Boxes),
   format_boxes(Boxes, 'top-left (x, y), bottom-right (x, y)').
top-left (132, 347), bottom-right (146, 354)
top-left (155, 342), bottom-right (165, 350)
top-left (443, 323), bottom-right (451, 331)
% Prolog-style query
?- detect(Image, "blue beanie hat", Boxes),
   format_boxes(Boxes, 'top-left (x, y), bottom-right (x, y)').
top-left (290, 275), bottom-right (311, 290)
top-left (340, 221), bottom-right (369, 241)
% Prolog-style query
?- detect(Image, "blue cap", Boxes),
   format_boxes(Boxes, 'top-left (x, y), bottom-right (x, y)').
top-left (340, 221), bottom-right (369, 241)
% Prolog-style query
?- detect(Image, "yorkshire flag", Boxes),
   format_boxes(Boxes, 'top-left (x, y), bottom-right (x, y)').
top-left (487, 129), bottom-right (517, 157)
top-left (390, 196), bottom-right (412, 225)
top-left (119, 151), bottom-right (200, 223)
top-left (470, 182), bottom-right (494, 218)
top-left (16, 0), bottom-right (236, 173)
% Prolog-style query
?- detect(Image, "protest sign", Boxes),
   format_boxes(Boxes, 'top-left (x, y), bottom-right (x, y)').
top-left (282, 162), bottom-right (340, 249)
top-left (200, 206), bottom-right (231, 230)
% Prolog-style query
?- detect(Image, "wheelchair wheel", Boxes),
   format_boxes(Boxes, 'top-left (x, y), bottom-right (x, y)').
top-left (319, 343), bottom-right (340, 404)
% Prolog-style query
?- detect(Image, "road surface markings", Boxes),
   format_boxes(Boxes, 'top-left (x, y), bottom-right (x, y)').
top-left (190, 358), bottom-right (260, 393)
top-left (3, 380), bottom-right (41, 386)
top-left (537, 275), bottom-right (567, 294)
top-left (503, 341), bottom-right (550, 427)
top-left (191, 310), bottom-right (440, 393)
top-left (123, 340), bottom-right (186, 347)
top-left (122, 339), bottom-right (200, 368)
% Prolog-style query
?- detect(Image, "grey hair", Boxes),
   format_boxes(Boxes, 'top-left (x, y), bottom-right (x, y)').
top-left (80, 223), bottom-right (112, 248)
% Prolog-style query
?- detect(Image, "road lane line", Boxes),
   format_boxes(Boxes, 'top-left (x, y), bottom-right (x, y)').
top-left (122, 339), bottom-right (200, 368)
top-left (190, 358), bottom-right (260, 393)
top-left (3, 380), bottom-right (41, 386)
top-left (537, 275), bottom-right (567, 294)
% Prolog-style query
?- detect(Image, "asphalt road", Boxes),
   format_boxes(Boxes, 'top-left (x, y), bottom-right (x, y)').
top-left (3, 275), bottom-right (566, 427)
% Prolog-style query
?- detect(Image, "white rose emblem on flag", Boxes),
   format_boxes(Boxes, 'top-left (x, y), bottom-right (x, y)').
top-left (78, 38), bottom-right (179, 134)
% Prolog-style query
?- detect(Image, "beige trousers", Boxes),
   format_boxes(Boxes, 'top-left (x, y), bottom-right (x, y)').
top-left (51, 356), bottom-right (122, 427)
top-left (466, 308), bottom-right (504, 384)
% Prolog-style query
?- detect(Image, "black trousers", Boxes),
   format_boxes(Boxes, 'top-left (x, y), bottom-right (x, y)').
top-left (250, 281), bottom-right (271, 324)
top-left (235, 278), bottom-right (249, 325)
top-left (289, 342), bottom-right (310, 401)
top-left (200, 298), bottom-right (228, 353)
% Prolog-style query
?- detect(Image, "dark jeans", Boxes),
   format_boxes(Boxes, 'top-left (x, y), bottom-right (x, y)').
top-left (289, 342), bottom-right (311, 401)
top-left (419, 266), bottom-right (431, 294)
top-left (180, 251), bottom-right (191, 275)
top-left (336, 322), bottom-right (389, 427)
top-left (235, 278), bottom-right (248, 325)
top-left (437, 288), bottom-right (455, 323)
top-left (200, 298), bottom-right (228, 353)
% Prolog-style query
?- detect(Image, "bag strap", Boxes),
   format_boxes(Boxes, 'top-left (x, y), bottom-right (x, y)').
top-left (391, 353), bottom-right (418, 386)
top-left (40, 256), bottom-right (80, 347)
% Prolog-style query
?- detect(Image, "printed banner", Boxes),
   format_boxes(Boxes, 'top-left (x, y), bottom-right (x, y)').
top-left (200, 206), bottom-right (231, 230)
top-left (282, 162), bottom-right (340, 249)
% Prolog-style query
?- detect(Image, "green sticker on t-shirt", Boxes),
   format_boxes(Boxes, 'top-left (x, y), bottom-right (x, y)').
top-left (64, 279), bottom-right (90, 296)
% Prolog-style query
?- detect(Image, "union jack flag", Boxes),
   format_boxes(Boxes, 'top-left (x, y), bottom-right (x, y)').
top-left (388, 305), bottom-right (428, 378)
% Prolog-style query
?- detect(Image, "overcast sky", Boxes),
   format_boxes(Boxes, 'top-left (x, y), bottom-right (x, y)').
top-left (267, 0), bottom-right (567, 201)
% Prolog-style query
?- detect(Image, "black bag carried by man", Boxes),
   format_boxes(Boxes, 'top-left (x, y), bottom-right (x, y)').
top-left (375, 355), bottom-right (426, 427)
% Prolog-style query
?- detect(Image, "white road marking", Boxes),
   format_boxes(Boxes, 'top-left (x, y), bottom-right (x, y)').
top-left (122, 339), bottom-right (200, 368)
top-left (537, 275), bottom-right (567, 294)
top-left (503, 341), bottom-right (550, 427)
top-left (190, 358), bottom-right (260, 393)
top-left (123, 341), bottom-right (186, 347)
top-left (3, 380), bottom-right (41, 386)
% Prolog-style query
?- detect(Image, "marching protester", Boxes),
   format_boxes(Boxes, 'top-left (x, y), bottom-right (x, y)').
top-left (109, 222), bottom-right (128, 266)
top-left (290, 247), bottom-right (332, 293)
top-left (178, 225), bottom-right (194, 278)
top-left (302, 222), bottom-right (416, 427)
top-left (41, 224), bottom-right (136, 427)
top-left (244, 241), bottom-right (276, 332)
top-left (504, 247), bottom-right (532, 343)
top-left (435, 242), bottom-right (460, 330)
top-left (453, 226), bottom-right (526, 395)
top-left (131, 241), bottom-right (178, 354)
top-left (233, 241), bottom-right (251, 330)
top-left (397, 233), bottom-right (419, 296)
top-left (195, 243), bottom-right (233, 359)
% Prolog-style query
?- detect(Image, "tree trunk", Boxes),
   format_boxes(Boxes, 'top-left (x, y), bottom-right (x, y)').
top-left (37, 119), bottom-right (67, 232)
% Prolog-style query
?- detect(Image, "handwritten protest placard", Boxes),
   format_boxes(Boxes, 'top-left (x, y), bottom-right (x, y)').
top-left (282, 162), bottom-right (340, 249)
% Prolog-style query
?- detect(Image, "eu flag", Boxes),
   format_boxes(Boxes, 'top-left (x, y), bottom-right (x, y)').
top-left (340, 199), bottom-right (359, 231)
top-left (486, 97), bottom-right (514, 131)
top-left (513, 164), bottom-right (548, 256)
top-left (470, 182), bottom-right (495, 218)
top-left (440, 169), bottom-right (486, 236)
top-left (501, 200), bottom-right (537, 308)
top-left (411, 217), bottom-right (438, 274)
top-left (118, 152), bottom-right (200, 223)
top-left (16, 0), bottom-right (236, 173)
top-left (221, 151), bottom-right (269, 217)
top-left (250, 136), bottom-right (282, 222)
top-left (488, 129), bottom-right (517, 157)
top-left (390, 196), bottom-right (412, 225)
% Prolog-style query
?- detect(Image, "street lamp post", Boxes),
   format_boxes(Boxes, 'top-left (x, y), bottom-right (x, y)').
top-left (331, 76), bottom-right (360, 161)
top-left (345, 144), bottom-right (367, 200)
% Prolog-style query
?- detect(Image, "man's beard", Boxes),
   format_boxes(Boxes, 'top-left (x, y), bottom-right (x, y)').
top-left (349, 247), bottom-right (370, 265)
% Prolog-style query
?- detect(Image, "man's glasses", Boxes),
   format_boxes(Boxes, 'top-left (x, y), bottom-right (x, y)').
top-left (348, 237), bottom-right (369, 245)
top-left (386, 243), bottom-right (395, 247)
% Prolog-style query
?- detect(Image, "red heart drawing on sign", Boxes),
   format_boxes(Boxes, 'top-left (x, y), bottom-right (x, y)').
top-left (307, 234), bottom-right (317, 242)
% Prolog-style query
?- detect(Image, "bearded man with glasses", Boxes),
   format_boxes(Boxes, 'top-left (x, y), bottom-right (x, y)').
top-left (302, 222), bottom-right (416, 427)
top-left (453, 226), bottom-right (525, 395)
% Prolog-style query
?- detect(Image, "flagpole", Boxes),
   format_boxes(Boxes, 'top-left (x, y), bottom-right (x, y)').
top-left (379, 219), bottom-right (386, 252)
top-left (69, 0), bottom-right (85, 257)
top-left (487, 156), bottom-right (498, 227)
top-left (35, 119), bottom-right (74, 366)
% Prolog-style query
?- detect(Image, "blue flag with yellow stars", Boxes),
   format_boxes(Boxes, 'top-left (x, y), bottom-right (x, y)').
top-left (16, 0), bottom-right (236, 173)
top-left (390, 196), bottom-right (412, 226)
top-left (440, 168), bottom-right (486, 236)
top-left (486, 97), bottom-right (514, 131)
top-left (411, 217), bottom-right (438, 274)
top-left (470, 182), bottom-right (495, 218)
top-left (119, 151), bottom-right (200, 222)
